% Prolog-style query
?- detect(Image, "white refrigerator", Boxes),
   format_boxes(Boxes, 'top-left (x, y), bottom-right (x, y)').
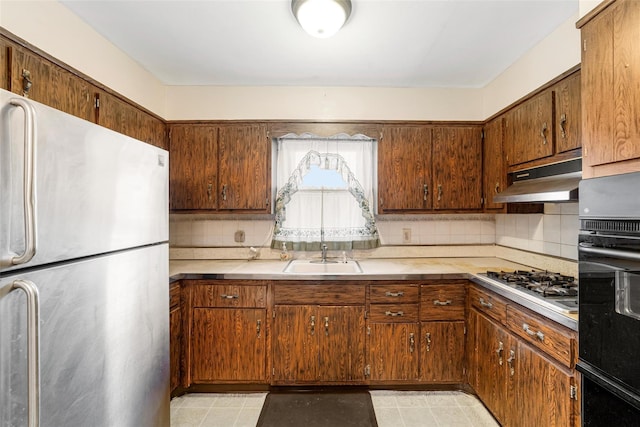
top-left (0, 89), bottom-right (170, 426)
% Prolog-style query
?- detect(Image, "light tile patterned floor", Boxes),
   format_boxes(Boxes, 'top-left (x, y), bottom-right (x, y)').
top-left (170, 390), bottom-right (499, 427)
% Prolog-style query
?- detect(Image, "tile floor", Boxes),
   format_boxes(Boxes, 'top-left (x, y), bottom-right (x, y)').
top-left (170, 390), bottom-right (500, 427)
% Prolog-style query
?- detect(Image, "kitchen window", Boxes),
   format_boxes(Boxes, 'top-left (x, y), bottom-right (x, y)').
top-left (271, 133), bottom-right (380, 251)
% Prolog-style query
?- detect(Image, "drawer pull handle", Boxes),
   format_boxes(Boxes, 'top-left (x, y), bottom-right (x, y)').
top-left (433, 299), bottom-right (452, 306)
top-left (523, 323), bottom-right (545, 341)
top-left (385, 311), bottom-right (404, 317)
top-left (425, 332), bottom-right (431, 352)
top-left (409, 333), bottom-right (415, 353)
top-left (479, 297), bottom-right (493, 309)
top-left (220, 294), bottom-right (239, 299)
top-left (507, 349), bottom-right (516, 376)
top-left (560, 113), bottom-right (567, 139)
top-left (496, 341), bottom-right (504, 366)
top-left (385, 291), bottom-right (404, 297)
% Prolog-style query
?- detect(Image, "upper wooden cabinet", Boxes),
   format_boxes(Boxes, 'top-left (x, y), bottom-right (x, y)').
top-left (169, 123), bottom-right (271, 213)
top-left (218, 124), bottom-right (270, 211)
top-left (96, 90), bottom-right (167, 149)
top-left (11, 44), bottom-right (94, 122)
top-left (378, 125), bottom-right (482, 213)
top-left (0, 38), bottom-right (10, 90)
top-left (579, 0), bottom-right (640, 175)
top-left (378, 125), bottom-right (432, 212)
top-left (169, 124), bottom-right (218, 210)
top-left (432, 126), bottom-right (482, 210)
top-left (553, 72), bottom-right (582, 154)
top-left (503, 71), bottom-right (581, 169)
top-left (482, 117), bottom-right (506, 210)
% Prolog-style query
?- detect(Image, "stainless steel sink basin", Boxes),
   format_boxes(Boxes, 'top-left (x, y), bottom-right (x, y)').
top-left (283, 259), bottom-right (363, 274)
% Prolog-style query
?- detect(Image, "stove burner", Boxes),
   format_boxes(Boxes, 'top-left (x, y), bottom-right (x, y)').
top-left (487, 269), bottom-right (578, 298)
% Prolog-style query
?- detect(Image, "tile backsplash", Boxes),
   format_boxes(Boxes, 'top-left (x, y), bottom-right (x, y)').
top-left (170, 203), bottom-right (579, 261)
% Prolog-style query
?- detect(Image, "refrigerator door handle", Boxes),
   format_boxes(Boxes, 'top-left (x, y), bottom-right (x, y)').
top-left (1, 279), bottom-right (41, 427)
top-left (9, 98), bottom-right (37, 266)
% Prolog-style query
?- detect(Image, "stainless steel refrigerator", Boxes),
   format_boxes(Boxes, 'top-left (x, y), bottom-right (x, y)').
top-left (0, 89), bottom-right (170, 426)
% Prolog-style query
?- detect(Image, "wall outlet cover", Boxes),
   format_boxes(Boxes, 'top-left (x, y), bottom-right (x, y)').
top-left (402, 228), bottom-right (411, 243)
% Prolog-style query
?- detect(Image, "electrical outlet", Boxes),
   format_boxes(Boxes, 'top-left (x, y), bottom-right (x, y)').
top-left (402, 228), bottom-right (411, 243)
top-left (234, 230), bottom-right (245, 243)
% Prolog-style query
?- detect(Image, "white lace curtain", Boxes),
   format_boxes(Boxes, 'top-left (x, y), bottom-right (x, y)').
top-left (271, 133), bottom-right (380, 251)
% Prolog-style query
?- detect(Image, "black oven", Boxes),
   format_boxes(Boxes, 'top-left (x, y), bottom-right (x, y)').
top-left (578, 172), bottom-right (640, 425)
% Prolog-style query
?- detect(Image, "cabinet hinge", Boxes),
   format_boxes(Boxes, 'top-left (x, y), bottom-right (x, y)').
top-left (365, 365), bottom-right (371, 377)
top-left (480, 197), bottom-right (485, 206)
top-left (570, 385), bottom-right (577, 400)
top-left (481, 130), bottom-right (485, 140)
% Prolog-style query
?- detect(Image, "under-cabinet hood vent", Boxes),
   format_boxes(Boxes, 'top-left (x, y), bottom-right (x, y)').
top-left (493, 158), bottom-right (582, 204)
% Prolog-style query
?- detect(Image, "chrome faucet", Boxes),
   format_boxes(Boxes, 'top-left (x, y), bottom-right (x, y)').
top-left (321, 244), bottom-right (328, 262)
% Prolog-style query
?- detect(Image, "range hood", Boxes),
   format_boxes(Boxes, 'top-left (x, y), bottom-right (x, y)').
top-left (493, 158), bottom-right (582, 203)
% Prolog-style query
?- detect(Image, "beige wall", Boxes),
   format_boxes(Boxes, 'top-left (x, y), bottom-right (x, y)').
top-left (2, 1), bottom-right (585, 122)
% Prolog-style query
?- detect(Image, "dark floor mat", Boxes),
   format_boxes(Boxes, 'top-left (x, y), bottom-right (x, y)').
top-left (256, 390), bottom-right (378, 427)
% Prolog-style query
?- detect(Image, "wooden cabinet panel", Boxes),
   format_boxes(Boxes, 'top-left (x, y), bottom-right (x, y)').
top-left (420, 321), bottom-right (465, 383)
top-left (191, 283), bottom-right (266, 308)
top-left (469, 286), bottom-right (507, 325)
top-left (482, 117), bottom-right (507, 210)
top-left (96, 91), bottom-right (166, 149)
top-left (432, 126), bottom-right (482, 210)
top-left (581, 6), bottom-right (615, 167)
top-left (506, 90), bottom-right (555, 166)
top-left (0, 38), bottom-right (10, 90)
top-left (369, 284), bottom-right (419, 303)
top-left (368, 304), bottom-right (419, 323)
top-left (378, 126), bottom-right (432, 212)
top-left (272, 304), bottom-right (365, 383)
top-left (218, 124), bottom-right (270, 211)
top-left (420, 283), bottom-right (466, 321)
top-left (317, 306), bottom-right (366, 382)
top-left (273, 283), bottom-right (365, 305)
top-left (368, 322), bottom-right (419, 381)
top-left (191, 308), bottom-right (266, 382)
top-left (506, 305), bottom-right (576, 367)
top-left (170, 283), bottom-right (182, 394)
top-left (169, 124), bottom-right (218, 210)
top-left (11, 45), bottom-right (94, 121)
top-left (554, 72), bottom-right (581, 154)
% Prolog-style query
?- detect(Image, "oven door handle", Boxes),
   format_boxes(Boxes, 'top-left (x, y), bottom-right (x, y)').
top-left (579, 244), bottom-right (640, 262)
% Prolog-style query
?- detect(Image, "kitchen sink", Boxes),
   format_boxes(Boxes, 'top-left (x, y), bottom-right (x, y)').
top-left (283, 259), bottom-right (363, 274)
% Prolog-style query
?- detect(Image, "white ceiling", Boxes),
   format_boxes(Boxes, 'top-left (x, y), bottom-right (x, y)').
top-left (60, 0), bottom-right (578, 88)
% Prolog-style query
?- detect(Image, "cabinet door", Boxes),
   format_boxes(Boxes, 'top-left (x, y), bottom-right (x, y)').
top-left (369, 323), bottom-right (419, 381)
top-left (420, 321), bottom-right (465, 383)
top-left (506, 91), bottom-right (554, 166)
top-left (474, 312), bottom-right (513, 425)
top-left (0, 38), bottom-right (10, 90)
top-left (218, 124), bottom-right (270, 211)
top-left (581, 5), bottom-right (614, 167)
top-left (96, 91), bottom-right (166, 149)
top-left (191, 308), bottom-right (266, 382)
top-left (169, 125), bottom-right (218, 210)
top-left (515, 341), bottom-right (576, 427)
top-left (554, 72), bottom-right (581, 154)
top-left (170, 304), bottom-right (181, 393)
top-left (483, 117), bottom-right (506, 210)
top-left (317, 306), bottom-right (366, 382)
top-left (378, 126), bottom-right (432, 212)
top-left (272, 305), bottom-right (318, 382)
top-left (11, 45), bottom-right (94, 121)
top-left (432, 126), bottom-right (482, 210)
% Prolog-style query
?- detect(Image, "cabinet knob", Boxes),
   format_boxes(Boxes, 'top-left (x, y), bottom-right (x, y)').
top-left (423, 184), bottom-right (429, 201)
top-left (560, 114), bottom-right (567, 139)
top-left (207, 183), bottom-right (213, 201)
top-left (310, 316), bottom-right (315, 336)
top-left (496, 341), bottom-right (504, 366)
top-left (324, 317), bottom-right (329, 336)
top-left (437, 184), bottom-right (443, 201)
top-left (540, 122), bottom-right (548, 145)
top-left (409, 333), bottom-right (415, 353)
top-left (425, 332), bottom-right (432, 352)
top-left (256, 319), bottom-right (262, 337)
top-left (22, 69), bottom-right (33, 97)
top-left (221, 184), bottom-right (227, 201)
top-left (507, 349), bottom-right (516, 376)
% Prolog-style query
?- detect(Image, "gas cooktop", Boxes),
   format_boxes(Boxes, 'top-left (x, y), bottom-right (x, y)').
top-left (481, 270), bottom-right (578, 314)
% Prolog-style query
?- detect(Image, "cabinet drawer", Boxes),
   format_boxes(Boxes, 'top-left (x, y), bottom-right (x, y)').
top-left (192, 284), bottom-right (266, 308)
top-left (274, 283), bottom-right (365, 305)
top-left (420, 284), bottom-right (466, 321)
top-left (170, 283), bottom-right (181, 310)
top-left (370, 284), bottom-right (419, 303)
top-left (469, 287), bottom-right (507, 325)
top-left (369, 304), bottom-right (419, 323)
top-left (507, 306), bottom-right (576, 367)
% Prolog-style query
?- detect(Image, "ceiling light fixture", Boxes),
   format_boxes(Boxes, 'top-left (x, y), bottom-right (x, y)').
top-left (291, 0), bottom-right (352, 39)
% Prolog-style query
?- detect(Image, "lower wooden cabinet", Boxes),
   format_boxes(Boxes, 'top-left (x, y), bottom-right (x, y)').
top-left (191, 308), bottom-right (266, 382)
top-left (368, 322), bottom-right (419, 381)
top-left (272, 304), bottom-right (366, 383)
top-left (420, 321), bottom-right (465, 383)
top-left (169, 282), bottom-right (182, 394)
